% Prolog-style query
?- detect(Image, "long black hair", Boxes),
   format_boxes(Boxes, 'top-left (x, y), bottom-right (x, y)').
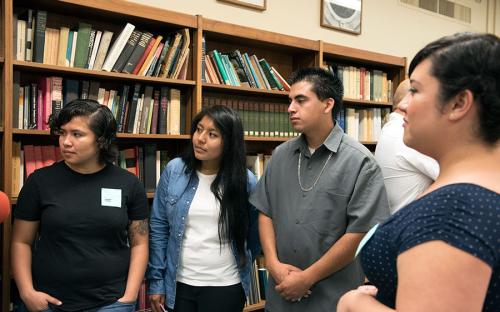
top-left (182, 105), bottom-right (249, 264)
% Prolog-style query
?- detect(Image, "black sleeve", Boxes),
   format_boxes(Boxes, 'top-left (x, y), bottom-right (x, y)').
top-left (127, 175), bottom-right (149, 220)
top-left (14, 172), bottom-right (42, 221)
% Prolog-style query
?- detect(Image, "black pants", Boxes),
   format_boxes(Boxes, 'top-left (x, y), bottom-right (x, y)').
top-left (168, 282), bottom-right (246, 312)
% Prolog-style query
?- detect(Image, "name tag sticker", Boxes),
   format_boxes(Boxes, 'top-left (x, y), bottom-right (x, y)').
top-left (355, 223), bottom-right (379, 258)
top-left (101, 188), bottom-right (122, 208)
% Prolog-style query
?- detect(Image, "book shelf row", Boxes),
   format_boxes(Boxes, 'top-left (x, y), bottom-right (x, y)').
top-left (14, 9), bottom-right (191, 80)
top-left (13, 73), bottom-right (186, 135)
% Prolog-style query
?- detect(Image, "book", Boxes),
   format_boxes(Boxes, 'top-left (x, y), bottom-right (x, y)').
top-left (160, 32), bottom-right (182, 78)
top-left (33, 10), bottom-right (47, 63)
top-left (92, 30), bottom-right (114, 70)
top-left (16, 19), bottom-right (26, 61)
top-left (87, 30), bottom-right (102, 70)
top-left (102, 23), bottom-right (135, 72)
top-left (138, 35), bottom-right (163, 76)
top-left (57, 27), bottom-right (70, 66)
top-left (170, 28), bottom-right (190, 78)
top-left (112, 30), bottom-right (141, 72)
top-left (23, 9), bottom-right (34, 61)
top-left (122, 31), bottom-right (153, 74)
top-left (133, 35), bottom-right (160, 75)
top-left (73, 22), bottom-right (92, 68)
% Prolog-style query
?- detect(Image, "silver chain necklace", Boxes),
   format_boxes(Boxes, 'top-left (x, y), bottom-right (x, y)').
top-left (297, 151), bottom-right (333, 192)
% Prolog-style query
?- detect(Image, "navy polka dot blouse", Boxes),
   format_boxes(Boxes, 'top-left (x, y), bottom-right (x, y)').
top-left (360, 183), bottom-right (500, 311)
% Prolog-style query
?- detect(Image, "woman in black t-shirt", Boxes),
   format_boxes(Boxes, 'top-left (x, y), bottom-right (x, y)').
top-left (11, 99), bottom-right (149, 312)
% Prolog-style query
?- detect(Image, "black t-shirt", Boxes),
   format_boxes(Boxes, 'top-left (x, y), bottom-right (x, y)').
top-left (15, 161), bottom-right (149, 311)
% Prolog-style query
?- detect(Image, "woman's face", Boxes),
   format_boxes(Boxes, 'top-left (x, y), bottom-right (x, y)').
top-left (192, 115), bottom-right (224, 168)
top-left (404, 58), bottom-right (446, 157)
top-left (59, 116), bottom-right (101, 172)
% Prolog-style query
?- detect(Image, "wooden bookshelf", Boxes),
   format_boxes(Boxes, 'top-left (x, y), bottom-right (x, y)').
top-left (0, 0), bottom-right (406, 311)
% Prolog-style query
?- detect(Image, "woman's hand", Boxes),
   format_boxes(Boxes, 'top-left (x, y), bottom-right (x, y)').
top-left (21, 289), bottom-right (61, 312)
top-left (149, 294), bottom-right (166, 312)
top-left (337, 285), bottom-right (379, 312)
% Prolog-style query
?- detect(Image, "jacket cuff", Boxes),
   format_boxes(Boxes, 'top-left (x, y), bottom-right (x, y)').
top-left (147, 279), bottom-right (165, 295)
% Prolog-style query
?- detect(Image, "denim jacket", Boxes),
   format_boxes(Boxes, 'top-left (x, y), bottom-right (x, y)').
top-left (146, 157), bottom-right (260, 309)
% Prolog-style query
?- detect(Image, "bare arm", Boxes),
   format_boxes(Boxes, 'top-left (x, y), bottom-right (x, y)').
top-left (337, 241), bottom-right (492, 312)
top-left (11, 219), bottom-right (62, 311)
top-left (120, 219), bottom-right (149, 303)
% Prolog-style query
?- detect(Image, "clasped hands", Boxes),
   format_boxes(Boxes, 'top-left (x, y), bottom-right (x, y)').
top-left (269, 261), bottom-right (313, 303)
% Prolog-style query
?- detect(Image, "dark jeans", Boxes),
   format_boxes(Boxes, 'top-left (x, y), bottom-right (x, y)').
top-left (170, 282), bottom-right (245, 312)
top-left (17, 300), bottom-right (136, 312)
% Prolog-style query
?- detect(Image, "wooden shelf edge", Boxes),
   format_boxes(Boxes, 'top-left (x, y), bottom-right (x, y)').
top-left (203, 83), bottom-right (288, 96)
top-left (244, 300), bottom-right (265, 311)
top-left (323, 42), bottom-right (405, 67)
top-left (203, 18), bottom-right (318, 52)
top-left (58, 0), bottom-right (197, 28)
top-left (245, 136), bottom-right (295, 142)
top-left (13, 61), bottom-right (196, 86)
top-left (343, 98), bottom-right (392, 107)
top-left (0, 56), bottom-right (4, 63)
top-left (12, 129), bottom-right (51, 135)
top-left (12, 129), bottom-right (191, 140)
top-left (117, 133), bottom-right (191, 139)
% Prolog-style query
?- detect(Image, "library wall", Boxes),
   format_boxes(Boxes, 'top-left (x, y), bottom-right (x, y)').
top-left (129, 0), bottom-right (491, 68)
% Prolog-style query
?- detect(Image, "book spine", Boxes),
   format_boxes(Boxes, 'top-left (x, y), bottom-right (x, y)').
top-left (102, 23), bottom-right (136, 72)
top-left (33, 10), bottom-right (47, 63)
top-left (73, 22), bottom-right (92, 68)
top-left (112, 30), bottom-right (141, 72)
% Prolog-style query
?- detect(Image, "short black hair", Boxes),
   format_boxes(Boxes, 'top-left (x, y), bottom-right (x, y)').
top-left (289, 67), bottom-right (344, 119)
top-left (409, 32), bottom-right (500, 145)
top-left (49, 99), bottom-right (118, 163)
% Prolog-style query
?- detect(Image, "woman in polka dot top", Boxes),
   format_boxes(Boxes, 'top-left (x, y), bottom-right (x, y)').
top-left (338, 32), bottom-right (500, 312)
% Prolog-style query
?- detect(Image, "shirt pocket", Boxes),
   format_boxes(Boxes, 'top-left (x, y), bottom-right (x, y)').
top-left (309, 187), bottom-right (349, 238)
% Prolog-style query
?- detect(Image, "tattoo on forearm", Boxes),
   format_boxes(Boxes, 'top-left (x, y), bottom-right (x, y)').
top-left (128, 219), bottom-right (149, 241)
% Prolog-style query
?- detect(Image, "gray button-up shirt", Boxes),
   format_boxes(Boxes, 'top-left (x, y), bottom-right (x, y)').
top-left (250, 124), bottom-right (389, 312)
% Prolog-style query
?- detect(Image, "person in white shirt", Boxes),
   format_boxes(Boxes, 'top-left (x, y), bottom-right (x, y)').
top-left (374, 79), bottom-right (439, 214)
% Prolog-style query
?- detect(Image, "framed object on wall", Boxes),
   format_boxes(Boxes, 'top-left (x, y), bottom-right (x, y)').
top-left (219, 0), bottom-right (267, 11)
top-left (321, 0), bottom-right (362, 35)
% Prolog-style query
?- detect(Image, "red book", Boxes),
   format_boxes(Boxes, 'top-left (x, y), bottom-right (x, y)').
top-left (24, 145), bottom-right (37, 178)
top-left (33, 145), bottom-right (44, 169)
top-left (150, 90), bottom-right (160, 134)
top-left (41, 145), bottom-right (57, 167)
top-left (132, 37), bottom-right (155, 75)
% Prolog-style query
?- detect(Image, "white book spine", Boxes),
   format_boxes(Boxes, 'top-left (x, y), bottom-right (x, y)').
top-left (101, 23), bottom-right (135, 72)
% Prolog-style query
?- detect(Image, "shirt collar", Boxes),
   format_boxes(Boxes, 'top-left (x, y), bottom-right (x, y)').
top-left (291, 123), bottom-right (343, 155)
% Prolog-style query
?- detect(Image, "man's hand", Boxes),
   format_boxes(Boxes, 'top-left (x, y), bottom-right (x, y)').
top-left (275, 270), bottom-right (313, 301)
top-left (267, 261), bottom-right (302, 285)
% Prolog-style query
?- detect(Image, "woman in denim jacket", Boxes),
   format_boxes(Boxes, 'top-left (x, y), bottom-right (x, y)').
top-left (147, 105), bottom-right (260, 312)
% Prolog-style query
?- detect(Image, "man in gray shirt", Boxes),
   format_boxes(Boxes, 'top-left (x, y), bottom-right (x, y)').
top-left (250, 67), bottom-right (389, 312)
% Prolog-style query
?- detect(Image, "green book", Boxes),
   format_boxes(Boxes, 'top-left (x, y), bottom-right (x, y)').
top-left (259, 58), bottom-right (284, 91)
top-left (211, 50), bottom-right (230, 85)
top-left (73, 22), bottom-right (92, 68)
